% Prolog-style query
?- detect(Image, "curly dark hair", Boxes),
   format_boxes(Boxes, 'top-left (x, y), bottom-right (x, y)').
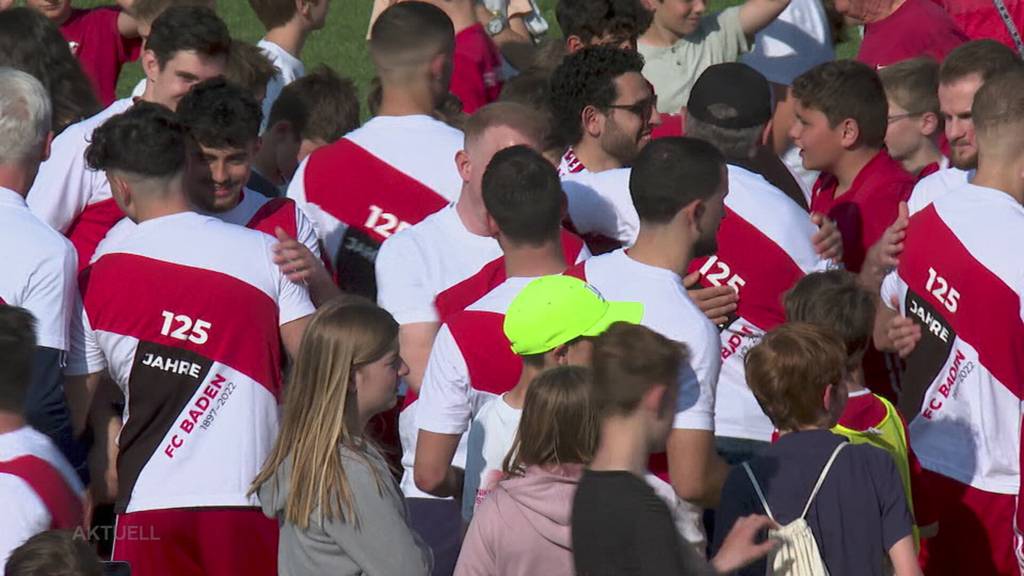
top-left (85, 102), bottom-right (189, 178)
top-left (177, 77), bottom-right (262, 150)
top-left (548, 45), bottom-right (645, 147)
top-left (556, 0), bottom-right (652, 46)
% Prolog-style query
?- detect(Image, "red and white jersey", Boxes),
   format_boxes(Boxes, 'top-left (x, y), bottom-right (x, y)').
top-left (27, 98), bottom-right (133, 270)
top-left (568, 250), bottom-right (720, 431)
top-left (908, 166), bottom-right (972, 216)
top-left (0, 427), bottom-right (84, 567)
top-left (881, 184), bottom-right (1024, 500)
top-left (689, 165), bottom-right (830, 441)
top-left (561, 168), bottom-right (639, 253)
top-left (0, 188), bottom-right (78, 351)
top-left (287, 115), bottom-right (463, 297)
top-left (66, 212), bottom-right (314, 514)
top-left (557, 148), bottom-right (588, 177)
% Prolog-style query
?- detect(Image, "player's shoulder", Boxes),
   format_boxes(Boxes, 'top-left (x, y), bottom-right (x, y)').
top-left (381, 205), bottom-right (450, 251)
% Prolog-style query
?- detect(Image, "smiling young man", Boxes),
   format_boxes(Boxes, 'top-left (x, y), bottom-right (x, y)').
top-left (27, 5), bottom-right (230, 270)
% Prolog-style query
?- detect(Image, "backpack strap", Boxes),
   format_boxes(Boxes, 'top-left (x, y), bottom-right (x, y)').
top-left (742, 461), bottom-right (776, 522)
top-left (799, 442), bottom-right (847, 520)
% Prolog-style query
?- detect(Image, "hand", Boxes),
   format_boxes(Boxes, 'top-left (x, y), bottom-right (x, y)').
top-left (886, 296), bottom-right (921, 358)
top-left (811, 212), bottom-right (843, 263)
top-left (711, 514), bottom-right (780, 574)
top-left (273, 227), bottom-right (319, 284)
top-left (683, 271), bottom-right (738, 325)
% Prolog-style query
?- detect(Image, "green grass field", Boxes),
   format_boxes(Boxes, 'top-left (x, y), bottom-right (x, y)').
top-left (77, 0), bottom-right (859, 109)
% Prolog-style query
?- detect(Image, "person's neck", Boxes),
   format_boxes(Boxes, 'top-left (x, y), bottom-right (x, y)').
top-left (626, 225), bottom-right (693, 278)
top-left (639, 17), bottom-right (683, 48)
top-left (846, 368), bottom-right (868, 394)
top-left (264, 20), bottom-right (309, 59)
top-left (973, 157), bottom-right (1024, 204)
top-left (589, 415), bottom-right (651, 477)
top-left (134, 198), bottom-right (193, 223)
top-left (503, 242), bottom-right (567, 278)
top-left (0, 411), bottom-right (26, 435)
top-left (455, 190), bottom-right (490, 236)
top-left (504, 367), bottom-right (542, 409)
top-left (572, 138), bottom-right (623, 173)
top-left (440, 0), bottom-right (478, 33)
top-left (902, 144), bottom-right (943, 178)
top-left (831, 146), bottom-right (879, 197)
top-left (377, 85), bottom-right (436, 118)
top-left (251, 147), bottom-right (285, 186)
top-left (0, 166), bottom-right (34, 198)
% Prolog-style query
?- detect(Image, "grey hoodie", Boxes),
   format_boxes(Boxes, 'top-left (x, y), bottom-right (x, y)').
top-left (259, 444), bottom-right (432, 576)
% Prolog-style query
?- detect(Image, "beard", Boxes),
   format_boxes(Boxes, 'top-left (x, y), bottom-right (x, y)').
top-left (949, 145), bottom-right (978, 171)
top-left (602, 119), bottom-right (644, 167)
top-left (693, 231), bottom-right (718, 259)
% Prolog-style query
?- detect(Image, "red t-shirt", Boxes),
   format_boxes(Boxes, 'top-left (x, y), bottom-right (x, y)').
top-left (931, 0), bottom-right (1024, 52)
top-left (60, 7), bottom-right (141, 106)
top-left (810, 149), bottom-right (914, 273)
top-left (451, 23), bottom-right (503, 114)
top-left (857, 0), bottom-right (969, 68)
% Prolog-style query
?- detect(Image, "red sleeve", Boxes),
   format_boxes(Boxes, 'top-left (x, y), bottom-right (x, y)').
top-left (450, 51), bottom-right (487, 114)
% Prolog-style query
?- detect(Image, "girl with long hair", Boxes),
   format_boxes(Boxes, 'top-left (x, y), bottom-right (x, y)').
top-left (454, 366), bottom-right (597, 576)
top-left (252, 299), bottom-right (430, 576)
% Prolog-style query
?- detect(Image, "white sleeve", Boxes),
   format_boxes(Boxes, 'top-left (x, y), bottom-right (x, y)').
top-left (562, 170), bottom-right (640, 246)
top-left (21, 239), bottom-right (78, 351)
top-left (0, 477), bottom-right (51, 569)
top-left (375, 231), bottom-right (439, 324)
top-left (415, 324), bottom-right (473, 434)
top-left (26, 126), bottom-right (99, 233)
top-left (880, 270), bottom-right (907, 313)
top-left (65, 291), bottom-right (106, 376)
top-left (673, 323), bottom-right (720, 431)
top-left (286, 158), bottom-right (348, 261)
top-left (267, 236), bottom-right (315, 324)
top-left (293, 202), bottom-right (322, 259)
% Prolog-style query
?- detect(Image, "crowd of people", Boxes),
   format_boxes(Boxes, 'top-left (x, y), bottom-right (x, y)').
top-left (1, 0), bottom-right (1023, 573)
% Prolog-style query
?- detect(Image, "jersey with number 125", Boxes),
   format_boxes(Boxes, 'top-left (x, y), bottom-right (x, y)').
top-left (66, 211), bottom-right (314, 514)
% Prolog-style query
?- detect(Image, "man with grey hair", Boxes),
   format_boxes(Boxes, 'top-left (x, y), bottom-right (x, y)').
top-left (684, 62), bottom-right (831, 463)
top-left (0, 67), bottom-right (81, 474)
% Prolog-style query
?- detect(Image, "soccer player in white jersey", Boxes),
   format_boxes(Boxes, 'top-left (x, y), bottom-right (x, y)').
top-left (684, 63), bottom-right (830, 460)
top-left (26, 6), bottom-right (230, 271)
top-left (64, 104), bottom-right (313, 576)
top-left (0, 307), bottom-right (85, 568)
top-left (287, 2), bottom-right (464, 297)
top-left (875, 68), bottom-right (1024, 576)
top-left (0, 69), bottom-right (82, 473)
top-left (908, 40), bottom-right (1022, 215)
top-left (566, 137), bottom-right (729, 548)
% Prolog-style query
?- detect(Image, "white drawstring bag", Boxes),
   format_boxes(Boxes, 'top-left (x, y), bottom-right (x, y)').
top-left (741, 442), bottom-right (847, 576)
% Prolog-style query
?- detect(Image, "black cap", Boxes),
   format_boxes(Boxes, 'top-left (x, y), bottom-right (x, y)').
top-left (687, 63), bottom-right (773, 129)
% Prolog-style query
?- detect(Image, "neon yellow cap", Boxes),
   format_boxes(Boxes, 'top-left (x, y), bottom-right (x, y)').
top-left (504, 275), bottom-right (644, 355)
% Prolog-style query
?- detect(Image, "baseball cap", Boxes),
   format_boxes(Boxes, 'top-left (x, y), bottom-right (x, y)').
top-left (504, 275), bottom-right (644, 355)
top-left (687, 62), bottom-right (773, 129)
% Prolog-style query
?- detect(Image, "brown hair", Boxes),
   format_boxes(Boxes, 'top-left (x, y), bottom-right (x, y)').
top-left (463, 101), bottom-right (549, 150)
top-left (503, 366), bottom-right (597, 475)
top-left (591, 322), bottom-right (687, 417)
top-left (783, 270), bottom-right (874, 369)
top-left (268, 65), bottom-right (360, 143)
top-left (792, 60), bottom-right (888, 148)
top-left (939, 39), bottom-right (1022, 86)
top-left (879, 57), bottom-right (940, 118)
top-left (745, 323), bottom-right (847, 432)
top-left (369, 3), bottom-right (454, 76)
top-left (133, 0), bottom-right (211, 25)
top-left (224, 40), bottom-right (277, 99)
top-left (247, 0), bottom-right (300, 30)
top-left (4, 531), bottom-right (102, 576)
top-left (971, 66), bottom-right (1024, 155)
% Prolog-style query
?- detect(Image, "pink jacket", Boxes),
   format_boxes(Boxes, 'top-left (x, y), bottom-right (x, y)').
top-left (454, 464), bottom-right (584, 576)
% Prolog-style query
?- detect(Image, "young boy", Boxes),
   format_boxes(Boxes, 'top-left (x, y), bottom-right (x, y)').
top-left (26, 0), bottom-right (142, 105)
top-left (247, 0), bottom-right (331, 128)
top-left (128, 0), bottom-right (218, 99)
top-left (784, 270), bottom-right (936, 539)
top-left (249, 66), bottom-right (360, 198)
top-left (713, 322), bottom-right (919, 576)
top-left (790, 60), bottom-right (915, 274)
top-left (224, 39), bottom-right (278, 105)
top-left (572, 322), bottom-right (776, 575)
top-left (879, 58), bottom-right (945, 181)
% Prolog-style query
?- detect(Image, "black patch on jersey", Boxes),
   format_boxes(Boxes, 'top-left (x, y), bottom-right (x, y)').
top-left (335, 227), bottom-right (379, 299)
top-left (900, 290), bottom-right (956, 416)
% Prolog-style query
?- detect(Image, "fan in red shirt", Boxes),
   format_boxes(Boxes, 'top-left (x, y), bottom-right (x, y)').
top-left (930, 0), bottom-right (1024, 53)
top-left (25, 0), bottom-right (143, 105)
top-left (838, 0), bottom-right (968, 68)
top-left (879, 58), bottom-right (948, 182)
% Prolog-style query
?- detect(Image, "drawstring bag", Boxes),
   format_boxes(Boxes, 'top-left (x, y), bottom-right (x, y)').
top-left (741, 442), bottom-right (847, 576)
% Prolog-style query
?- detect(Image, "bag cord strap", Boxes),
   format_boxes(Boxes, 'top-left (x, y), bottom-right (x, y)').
top-left (742, 461), bottom-right (775, 522)
top-left (800, 443), bottom-right (847, 519)
top-left (991, 0), bottom-right (1024, 58)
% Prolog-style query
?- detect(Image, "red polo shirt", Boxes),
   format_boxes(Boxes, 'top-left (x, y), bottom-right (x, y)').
top-left (857, 0), bottom-right (969, 68)
top-left (60, 7), bottom-right (141, 106)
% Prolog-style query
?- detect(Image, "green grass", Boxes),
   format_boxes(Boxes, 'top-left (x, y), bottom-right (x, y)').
top-left (77, 0), bottom-right (860, 105)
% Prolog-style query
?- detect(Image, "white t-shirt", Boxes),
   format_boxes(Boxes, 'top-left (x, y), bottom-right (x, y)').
top-left (0, 187), bottom-right (77, 351)
top-left (742, 0), bottom-right (834, 85)
top-left (561, 168), bottom-right (640, 248)
top-left (908, 166), bottom-right (972, 215)
top-left (0, 427), bottom-right (84, 567)
top-left (462, 395), bottom-right (521, 521)
top-left (258, 39), bottom-right (305, 133)
top-left (377, 204), bottom-right (502, 325)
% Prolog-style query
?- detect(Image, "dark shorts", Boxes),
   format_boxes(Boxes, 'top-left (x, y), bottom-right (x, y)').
top-left (406, 497), bottom-right (462, 576)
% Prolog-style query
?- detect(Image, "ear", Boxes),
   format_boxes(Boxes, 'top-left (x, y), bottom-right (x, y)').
top-left (429, 52), bottom-right (448, 83)
top-left (919, 111), bottom-right (940, 138)
top-left (839, 118), bottom-right (860, 149)
top-left (582, 104), bottom-right (605, 138)
top-left (760, 119), bottom-right (774, 147)
top-left (142, 50), bottom-right (160, 83)
top-left (108, 174), bottom-right (132, 213)
top-left (552, 343), bottom-right (571, 365)
top-left (41, 131), bottom-right (54, 163)
top-left (456, 149), bottom-right (472, 183)
top-left (566, 35), bottom-right (585, 54)
top-left (640, 384), bottom-right (667, 414)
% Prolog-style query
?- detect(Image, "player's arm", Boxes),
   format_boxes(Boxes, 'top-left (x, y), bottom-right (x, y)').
top-left (667, 428), bottom-right (730, 507)
top-left (272, 227), bottom-right (340, 308)
top-left (280, 316), bottom-right (311, 361)
top-left (474, 3), bottom-right (535, 71)
top-left (738, 0), bottom-right (792, 37)
top-left (413, 430), bottom-right (463, 497)
top-left (65, 372), bottom-right (104, 439)
top-left (400, 322), bottom-right (440, 395)
top-left (860, 202), bottom-right (909, 294)
top-left (87, 377), bottom-right (122, 504)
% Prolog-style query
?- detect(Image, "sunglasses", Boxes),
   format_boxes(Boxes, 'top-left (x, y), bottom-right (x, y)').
top-left (606, 95), bottom-right (658, 122)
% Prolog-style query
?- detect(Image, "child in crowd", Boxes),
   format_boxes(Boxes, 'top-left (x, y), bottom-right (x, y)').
top-left (128, 0), bottom-right (216, 98)
top-left (248, 0), bottom-right (331, 128)
top-left (572, 322), bottom-right (776, 576)
top-left (879, 58), bottom-right (946, 181)
top-left (713, 323), bottom-right (920, 576)
top-left (252, 299), bottom-right (431, 575)
top-left (250, 65), bottom-right (360, 197)
top-left (225, 39), bottom-right (278, 104)
top-left (784, 269), bottom-right (936, 540)
top-left (456, 365), bottom-right (596, 576)
top-left (4, 531), bottom-right (102, 576)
